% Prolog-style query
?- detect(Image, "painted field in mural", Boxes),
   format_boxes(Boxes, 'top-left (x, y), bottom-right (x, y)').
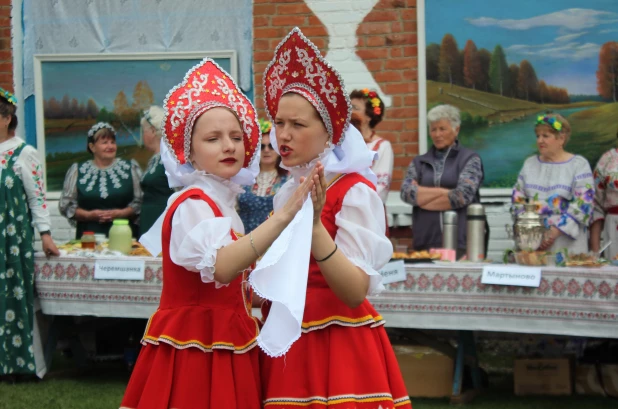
top-left (425, 0), bottom-right (618, 188)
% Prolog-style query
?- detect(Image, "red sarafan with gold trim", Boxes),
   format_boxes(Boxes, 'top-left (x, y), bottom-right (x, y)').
top-left (162, 58), bottom-right (260, 167)
top-left (263, 27), bottom-right (351, 146)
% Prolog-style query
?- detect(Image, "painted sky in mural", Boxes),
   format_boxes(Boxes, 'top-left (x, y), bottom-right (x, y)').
top-left (427, 1), bottom-right (618, 95)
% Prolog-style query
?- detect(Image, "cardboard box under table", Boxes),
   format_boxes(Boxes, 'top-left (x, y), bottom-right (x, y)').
top-left (514, 358), bottom-right (573, 396)
top-left (393, 345), bottom-right (454, 398)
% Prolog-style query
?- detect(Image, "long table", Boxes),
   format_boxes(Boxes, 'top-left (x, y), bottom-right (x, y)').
top-left (34, 255), bottom-right (618, 338)
top-left (34, 255), bottom-right (618, 400)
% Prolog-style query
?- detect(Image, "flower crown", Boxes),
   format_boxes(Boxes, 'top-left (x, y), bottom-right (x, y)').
top-left (0, 87), bottom-right (17, 105)
top-left (88, 122), bottom-right (116, 139)
top-left (259, 118), bottom-right (272, 135)
top-left (536, 115), bottom-right (562, 132)
top-left (362, 88), bottom-right (382, 116)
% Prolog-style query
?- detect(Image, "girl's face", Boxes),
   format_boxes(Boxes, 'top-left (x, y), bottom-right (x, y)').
top-left (142, 120), bottom-right (158, 152)
top-left (536, 125), bottom-right (564, 157)
top-left (274, 93), bottom-right (329, 168)
top-left (189, 108), bottom-right (245, 179)
top-left (89, 135), bottom-right (117, 161)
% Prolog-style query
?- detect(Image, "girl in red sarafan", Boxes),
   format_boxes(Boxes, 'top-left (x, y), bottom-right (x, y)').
top-left (250, 28), bottom-right (412, 409)
top-left (119, 58), bottom-right (316, 409)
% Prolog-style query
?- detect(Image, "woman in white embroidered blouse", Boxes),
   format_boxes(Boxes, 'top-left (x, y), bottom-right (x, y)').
top-left (350, 88), bottom-right (393, 203)
top-left (58, 122), bottom-right (143, 239)
top-left (0, 88), bottom-right (59, 381)
top-left (590, 130), bottom-right (618, 258)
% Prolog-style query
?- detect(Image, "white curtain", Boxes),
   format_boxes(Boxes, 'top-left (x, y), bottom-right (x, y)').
top-left (22, 0), bottom-right (253, 96)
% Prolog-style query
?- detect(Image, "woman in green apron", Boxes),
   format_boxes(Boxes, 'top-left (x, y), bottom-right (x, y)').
top-left (139, 106), bottom-right (174, 234)
top-left (59, 122), bottom-right (143, 239)
top-left (0, 88), bottom-right (60, 381)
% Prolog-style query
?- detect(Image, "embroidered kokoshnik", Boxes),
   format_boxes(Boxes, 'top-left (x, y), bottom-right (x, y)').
top-left (264, 393), bottom-right (412, 407)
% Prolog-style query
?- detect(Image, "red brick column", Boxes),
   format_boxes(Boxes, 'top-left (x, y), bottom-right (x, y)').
top-left (252, 0), bottom-right (419, 192)
top-left (0, 0), bottom-right (12, 90)
top-left (253, 0), bottom-right (418, 249)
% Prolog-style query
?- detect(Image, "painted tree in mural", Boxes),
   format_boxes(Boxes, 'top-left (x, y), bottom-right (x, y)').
top-left (44, 97), bottom-right (61, 119)
top-left (70, 98), bottom-right (79, 118)
top-left (463, 40), bottom-right (481, 90)
top-left (597, 41), bottom-right (618, 102)
top-left (508, 64), bottom-right (519, 98)
top-left (114, 91), bottom-right (129, 116)
top-left (61, 94), bottom-right (71, 117)
top-left (86, 98), bottom-right (99, 119)
top-left (489, 45), bottom-right (509, 96)
top-left (132, 81), bottom-right (155, 112)
top-left (518, 60), bottom-right (539, 101)
top-left (426, 43), bottom-right (440, 81)
top-left (477, 48), bottom-right (491, 92)
top-left (439, 34), bottom-right (461, 86)
top-left (538, 80), bottom-right (549, 104)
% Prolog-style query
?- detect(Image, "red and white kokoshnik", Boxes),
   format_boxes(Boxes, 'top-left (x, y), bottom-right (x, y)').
top-left (162, 58), bottom-right (260, 168)
top-left (263, 27), bottom-right (352, 146)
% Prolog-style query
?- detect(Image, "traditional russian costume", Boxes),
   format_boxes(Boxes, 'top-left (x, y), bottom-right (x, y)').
top-left (140, 152), bottom-right (174, 234)
top-left (58, 122), bottom-right (143, 239)
top-left (251, 28), bottom-right (412, 409)
top-left (0, 135), bottom-right (50, 378)
top-left (120, 58), bottom-right (262, 409)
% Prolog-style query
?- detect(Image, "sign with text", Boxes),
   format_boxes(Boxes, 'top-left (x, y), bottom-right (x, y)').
top-left (379, 260), bottom-right (407, 284)
top-left (94, 259), bottom-right (145, 280)
top-left (481, 265), bottom-right (542, 288)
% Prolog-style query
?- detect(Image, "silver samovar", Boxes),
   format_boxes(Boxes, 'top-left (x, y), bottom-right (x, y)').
top-left (505, 202), bottom-right (548, 251)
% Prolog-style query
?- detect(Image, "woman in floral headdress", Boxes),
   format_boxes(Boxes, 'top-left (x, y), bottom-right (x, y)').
top-left (350, 89), bottom-right (393, 204)
top-left (237, 118), bottom-right (289, 233)
top-left (139, 105), bottom-right (174, 234)
top-left (251, 27), bottom-right (411, 409)
top-left (120, 58), bottom-right (315, 409)
top-left (512, 113), bottom-right (594, 253)
top-left (0, 87), bottom-right (59, 381)
top-left (590, 126), bottom-right (618, 259)
top-left (59, 122), bottom-right (143, 238)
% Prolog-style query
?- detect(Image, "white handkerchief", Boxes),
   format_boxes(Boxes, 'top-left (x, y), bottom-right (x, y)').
top-left (249, 197), bottom-right (313, 357)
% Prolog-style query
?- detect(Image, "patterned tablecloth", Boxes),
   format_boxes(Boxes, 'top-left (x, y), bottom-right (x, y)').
top-left (34, 256), bottom-right (618, 338)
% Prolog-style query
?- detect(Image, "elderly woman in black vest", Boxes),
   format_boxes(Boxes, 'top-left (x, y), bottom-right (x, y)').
top-left (400, 104), bottom-right (484, 257)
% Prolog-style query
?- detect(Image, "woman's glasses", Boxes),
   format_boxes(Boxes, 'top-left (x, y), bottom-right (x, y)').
top-left (261, 143), bottom-right (274, 151)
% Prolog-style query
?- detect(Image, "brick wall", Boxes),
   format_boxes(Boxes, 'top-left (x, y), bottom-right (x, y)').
top-left (0, 0), bottom-right (12, 90)
top-left (253, 0), bottom-right (418, 191)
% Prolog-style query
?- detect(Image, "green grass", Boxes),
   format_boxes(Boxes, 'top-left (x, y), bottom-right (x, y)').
top-left (427, 81), bottom-right (541, 119)
top-left (1, 359), bottom-right (615, 409)
top-left (567, 102), bottom-right (618, 169)
top-left (427, 81), bottom-right (604, 124)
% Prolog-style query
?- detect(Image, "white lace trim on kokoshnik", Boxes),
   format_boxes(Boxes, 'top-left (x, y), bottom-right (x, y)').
top-left (78, 159), bottom-right (131, 199)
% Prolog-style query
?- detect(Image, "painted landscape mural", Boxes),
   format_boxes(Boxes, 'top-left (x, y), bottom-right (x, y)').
top-left (40, 57), bottom-right (232, 191)
top-left (426, 1), bottom-right (618, 188)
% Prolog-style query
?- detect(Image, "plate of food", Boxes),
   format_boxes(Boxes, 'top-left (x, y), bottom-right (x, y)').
top-left (565, 253), bottom-right (607, 268)
top-left (391, 250), bottom-right (442, 263)
top-left (514, 250), bottom-right (551, 266)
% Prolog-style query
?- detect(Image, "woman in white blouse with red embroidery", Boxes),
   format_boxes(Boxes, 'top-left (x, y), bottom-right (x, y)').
top-left (350, 89), bottom-right (393, 203)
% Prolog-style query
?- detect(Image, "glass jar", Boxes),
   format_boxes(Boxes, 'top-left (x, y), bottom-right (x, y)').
top-left (81, 231), bottom-right (96, 250)
top-left (108, 219), bottom-right (133, 255)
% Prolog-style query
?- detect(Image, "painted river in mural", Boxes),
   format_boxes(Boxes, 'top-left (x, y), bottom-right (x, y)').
top-left (458, 107), bottom-right (589, 188)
